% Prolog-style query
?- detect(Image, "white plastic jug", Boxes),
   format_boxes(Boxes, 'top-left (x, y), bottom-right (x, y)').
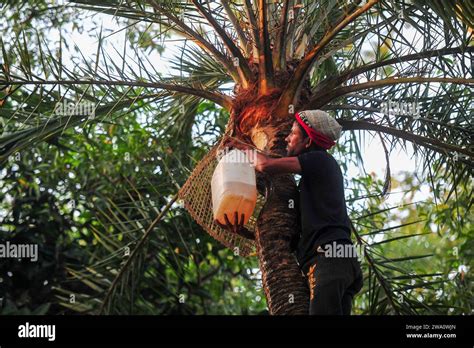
top-left (211, 149), bottom-right (257, 226)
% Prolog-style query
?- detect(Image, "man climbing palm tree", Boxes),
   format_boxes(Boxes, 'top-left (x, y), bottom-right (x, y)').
top-left (216, 110), bottom-right (363, 315)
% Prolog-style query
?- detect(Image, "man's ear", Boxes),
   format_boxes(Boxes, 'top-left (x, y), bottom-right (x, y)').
top-left (305, 138), bottom-right (313, 148)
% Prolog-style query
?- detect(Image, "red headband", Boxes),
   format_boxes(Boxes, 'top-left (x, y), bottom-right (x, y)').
top-left (295, 112), bottom-right (336, 150)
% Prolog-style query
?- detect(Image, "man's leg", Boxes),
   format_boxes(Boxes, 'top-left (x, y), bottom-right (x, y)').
top-left (342, 257), bottom-right (364, 315)
top-left (307, 255), bottom-right (353, 315)
top-left (307, 250), bottom-right (363, 315)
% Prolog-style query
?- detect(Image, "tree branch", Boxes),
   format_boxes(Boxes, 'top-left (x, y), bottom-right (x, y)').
top-left (284, 1), bottom-right (303, 63)
top-left (257, 0), bottom-right (274, 94)
top-left (244, 0), bottom-right (261, 63)
top-left (147, 0), bottom-right (241, 85)
top-left (273, 0), bottom-right (291, 71)
top-left (339, 119), bottom-right (473, 158)
top-left (191, 0), bottom-right (255, 88)
top-left (220, 0), bottom-right (251, 57)
top-left (314, 46), bottom-right (474, 94)
top-left (0, 79), bottom-right (234, 110)
top-left (276, 0), bottom-right (379, 114)
top-left (306, 77), bottom-right (474, 108)
top-left (326, 103), bottom-right (473, 135)
top-left (100, 192), bottom-right (180, 314)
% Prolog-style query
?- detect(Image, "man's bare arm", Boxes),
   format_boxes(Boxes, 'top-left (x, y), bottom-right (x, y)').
top-left (258, 156), bottom-right (302, 175)
top-left (242, 149), bottom-right (302, 175)
top-left (224, 139), bottom-right (302, 175)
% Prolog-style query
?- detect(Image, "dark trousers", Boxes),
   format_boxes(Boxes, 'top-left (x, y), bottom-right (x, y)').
top-left (304, 242), bottom-right (363, 315)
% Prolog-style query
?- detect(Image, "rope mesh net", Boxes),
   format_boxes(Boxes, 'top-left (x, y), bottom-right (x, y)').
top-left (178, 139), bottom-right (266, 257)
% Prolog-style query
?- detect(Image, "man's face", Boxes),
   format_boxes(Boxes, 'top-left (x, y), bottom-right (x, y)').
top-left (285, 121), bottom-right (311, 157)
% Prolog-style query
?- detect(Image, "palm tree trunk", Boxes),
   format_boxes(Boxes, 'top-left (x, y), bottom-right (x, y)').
top-left (256, 175), bottom-right (309, 314)
top-left (253, 122), bottom-right (309, 315)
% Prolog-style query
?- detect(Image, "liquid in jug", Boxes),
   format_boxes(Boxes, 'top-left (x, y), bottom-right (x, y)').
top-left (211, 149), bottom-right (257, 226)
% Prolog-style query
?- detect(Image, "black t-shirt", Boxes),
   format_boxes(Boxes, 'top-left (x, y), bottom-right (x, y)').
top-left (295, 149), bottom-right (352, 270)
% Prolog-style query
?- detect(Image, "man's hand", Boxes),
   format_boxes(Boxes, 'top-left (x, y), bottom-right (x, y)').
top-left (222, 138), bottom-right (269, 173)
top-left (214, 212), bottom-right (255, 240)
top-left (243, 149), bottom-right (269, 173)
top-left (215, 211), bottom-right (244, 234)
